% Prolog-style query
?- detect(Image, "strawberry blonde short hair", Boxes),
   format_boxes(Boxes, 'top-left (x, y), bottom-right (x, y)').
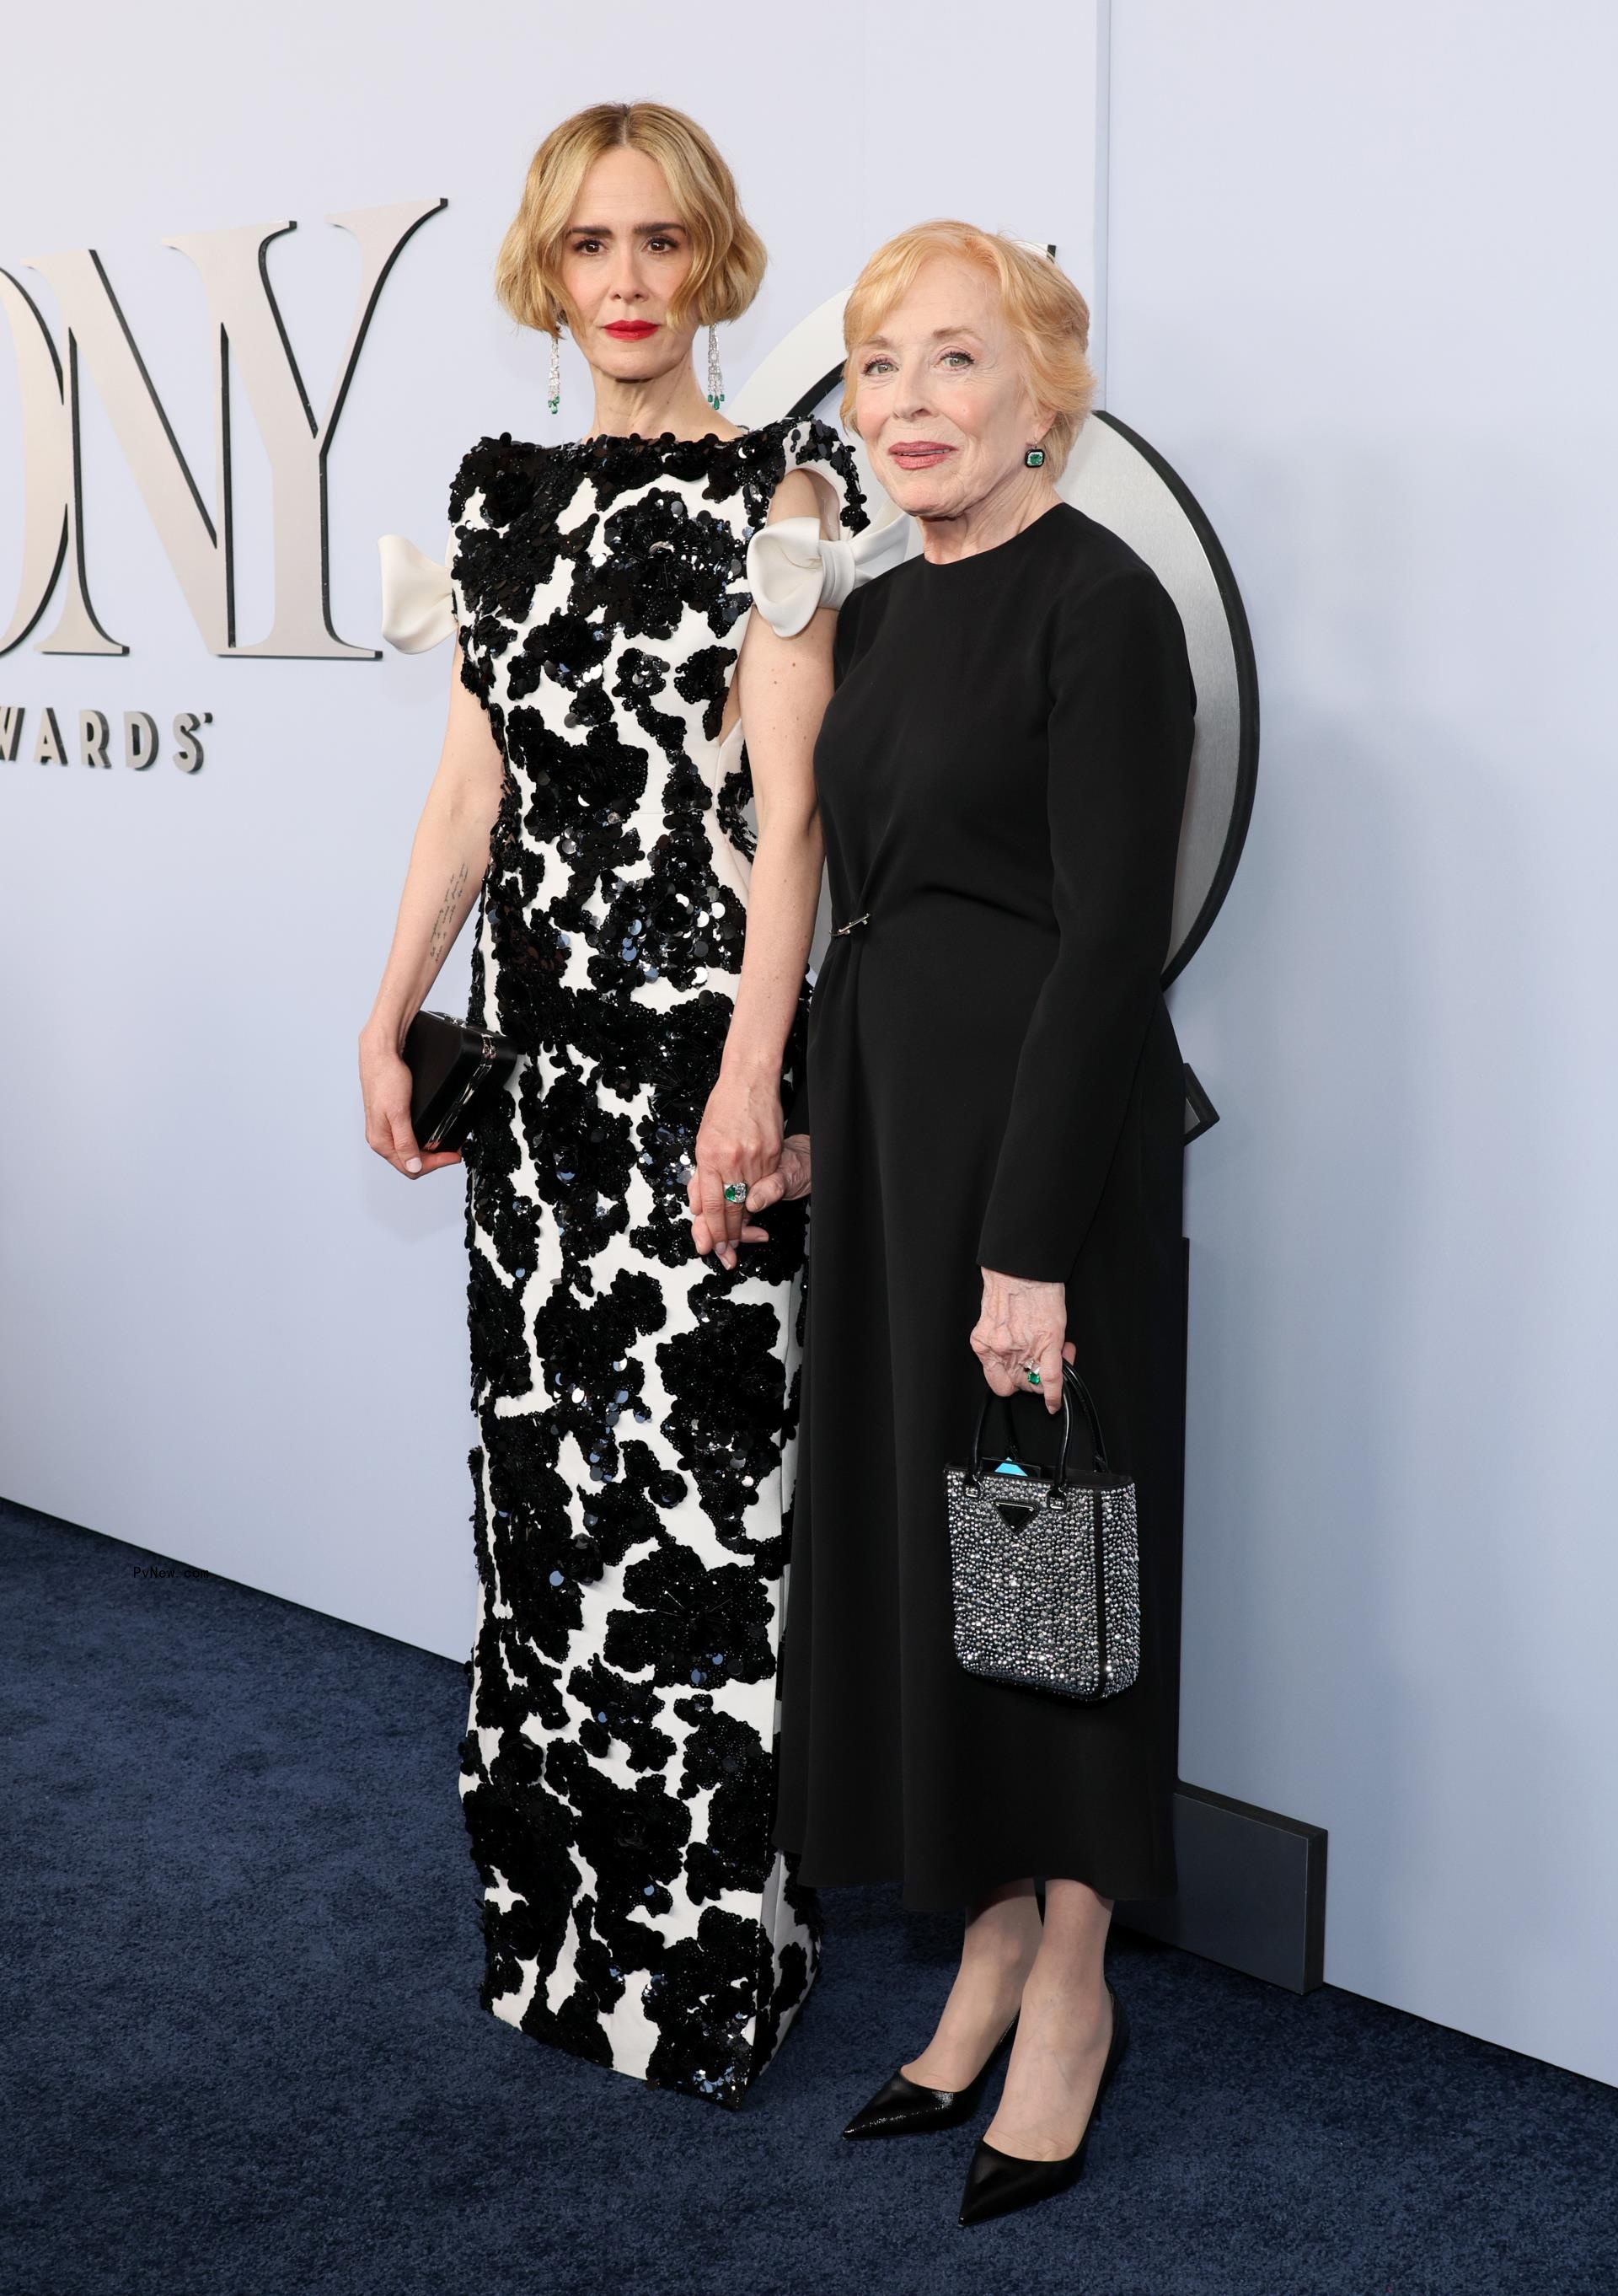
top-left (840, 221), bottom-right (1096, 477)
top-left (495, 101), bottom-right (767, 337)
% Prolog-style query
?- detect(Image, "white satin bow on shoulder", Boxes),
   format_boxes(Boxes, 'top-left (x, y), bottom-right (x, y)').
top-left (378, 531), bottom-right (455, 652)
top-left (744, 507), bottom-right (912, 639)
top-left (379, 502), bottom-right (912, 652)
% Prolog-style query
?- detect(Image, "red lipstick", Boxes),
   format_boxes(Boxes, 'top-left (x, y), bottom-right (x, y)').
top-left (889, 439), bottom-right (956, 469)
top-left (604, 320), bottom-right (658, 340)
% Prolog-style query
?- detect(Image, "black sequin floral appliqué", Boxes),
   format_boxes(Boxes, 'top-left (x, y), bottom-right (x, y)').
top-left (447, 416), bottom-right (865, 2108)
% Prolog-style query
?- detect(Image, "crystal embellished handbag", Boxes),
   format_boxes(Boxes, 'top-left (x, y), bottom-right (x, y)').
top-left (946, 1362), bottom-right (1141, 1702)
top-left (402, 1009), bottom-right (522, 1152)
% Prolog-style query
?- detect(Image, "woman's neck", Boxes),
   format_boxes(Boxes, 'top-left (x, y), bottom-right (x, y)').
top-left (583, 362), bottom-right (742, 444)
top-left (919, 468), bottom-right (1060, 563)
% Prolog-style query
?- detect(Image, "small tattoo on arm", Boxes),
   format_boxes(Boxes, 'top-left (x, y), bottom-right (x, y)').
top-left (428, 861), bottom-right (469, 966)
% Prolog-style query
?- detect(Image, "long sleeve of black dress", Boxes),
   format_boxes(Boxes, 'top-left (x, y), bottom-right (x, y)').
top-left (974, 566), bottom-right (1196, 1283)
top-left (783, 1029), bottom-right (810, 1138)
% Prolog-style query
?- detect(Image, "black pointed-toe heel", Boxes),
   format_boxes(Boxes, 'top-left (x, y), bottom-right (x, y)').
top-left (957, 1985), bottom-right (1130, 2227)
top-left (842, 2014), bottom-right (1019, 2140)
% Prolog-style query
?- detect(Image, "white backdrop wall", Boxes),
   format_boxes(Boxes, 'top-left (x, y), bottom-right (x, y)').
top-left (0, 24), bottom-right (1099, 1653)
top-left (1110, 3), bottom-right (1618, 2084)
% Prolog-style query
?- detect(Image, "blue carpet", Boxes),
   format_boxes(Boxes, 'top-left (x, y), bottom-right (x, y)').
top-left (3, 1496), bottom-right (1615, 2296)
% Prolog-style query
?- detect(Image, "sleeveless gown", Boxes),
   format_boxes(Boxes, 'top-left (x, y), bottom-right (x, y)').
top-left (442, 416), bottom-right (867, 2104)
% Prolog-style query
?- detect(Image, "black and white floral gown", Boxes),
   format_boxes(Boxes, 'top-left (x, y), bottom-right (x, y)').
top-left (397, 416), bottom-right (866, 2106)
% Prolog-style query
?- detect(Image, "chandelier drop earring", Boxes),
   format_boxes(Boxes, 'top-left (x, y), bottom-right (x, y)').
top-left (705, 323), bottom-right (726, 411)
top-left (547, 326), bottom-right (562, 419)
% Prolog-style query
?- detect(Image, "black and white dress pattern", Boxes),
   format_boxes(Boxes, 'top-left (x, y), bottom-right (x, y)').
top-left (442, 416), bottom-right (867, 2105)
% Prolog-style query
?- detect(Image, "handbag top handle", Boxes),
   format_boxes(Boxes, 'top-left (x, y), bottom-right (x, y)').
top-left (967, 1360), bottom-right (1110, 1492)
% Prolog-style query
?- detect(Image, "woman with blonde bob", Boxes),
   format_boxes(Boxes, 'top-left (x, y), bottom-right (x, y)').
top-left (744, 221), bottom-right (1196, 2221)
top-left (361, 101), bottom-right (870, 2106)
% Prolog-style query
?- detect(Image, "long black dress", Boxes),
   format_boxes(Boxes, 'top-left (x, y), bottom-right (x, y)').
top-left (772, 502), bottom-right (1196, 1911)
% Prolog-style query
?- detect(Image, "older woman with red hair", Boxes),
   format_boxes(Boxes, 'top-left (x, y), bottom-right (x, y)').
top-left (743, 222), bottom-right (1196, 2224)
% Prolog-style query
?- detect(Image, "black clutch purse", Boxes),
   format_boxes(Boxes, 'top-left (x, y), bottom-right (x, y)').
top-left (945, 1362), bottom-right (1141, 1702)
top-left (402, 1009), bottom-right (522, 1152)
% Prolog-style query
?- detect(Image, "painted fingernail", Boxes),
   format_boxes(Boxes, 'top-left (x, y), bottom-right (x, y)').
top-left (405, 1156), bottom-right (422, 1173)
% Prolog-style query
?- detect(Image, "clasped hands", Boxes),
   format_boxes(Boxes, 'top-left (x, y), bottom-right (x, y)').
top-left (688, 1082), bottom-right (1070, 1410)
top-left (686, 1077), bottom-right (809, 1270)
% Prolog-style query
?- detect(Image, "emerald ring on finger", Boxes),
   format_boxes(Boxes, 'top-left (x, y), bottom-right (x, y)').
top-left (1021, 1364), bottom-right (1042, 1387)
top-left (722, 1181), bottom-right (747, 1204)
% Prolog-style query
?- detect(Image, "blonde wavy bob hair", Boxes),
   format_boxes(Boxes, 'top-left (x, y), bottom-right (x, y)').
top-left (495, 101), bottom-right (767, 339)
top-left (840, 221), bottom-right (1096, 478)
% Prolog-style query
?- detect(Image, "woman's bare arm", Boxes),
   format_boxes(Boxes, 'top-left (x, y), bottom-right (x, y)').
top-left (688, 466), bottom-right (835, 1263)
top-left (358, 644), bottom-right (506, 1178)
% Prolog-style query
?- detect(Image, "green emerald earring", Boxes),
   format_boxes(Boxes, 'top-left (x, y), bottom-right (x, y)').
top-left (1024, 444), bottom-right (1047, 468)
